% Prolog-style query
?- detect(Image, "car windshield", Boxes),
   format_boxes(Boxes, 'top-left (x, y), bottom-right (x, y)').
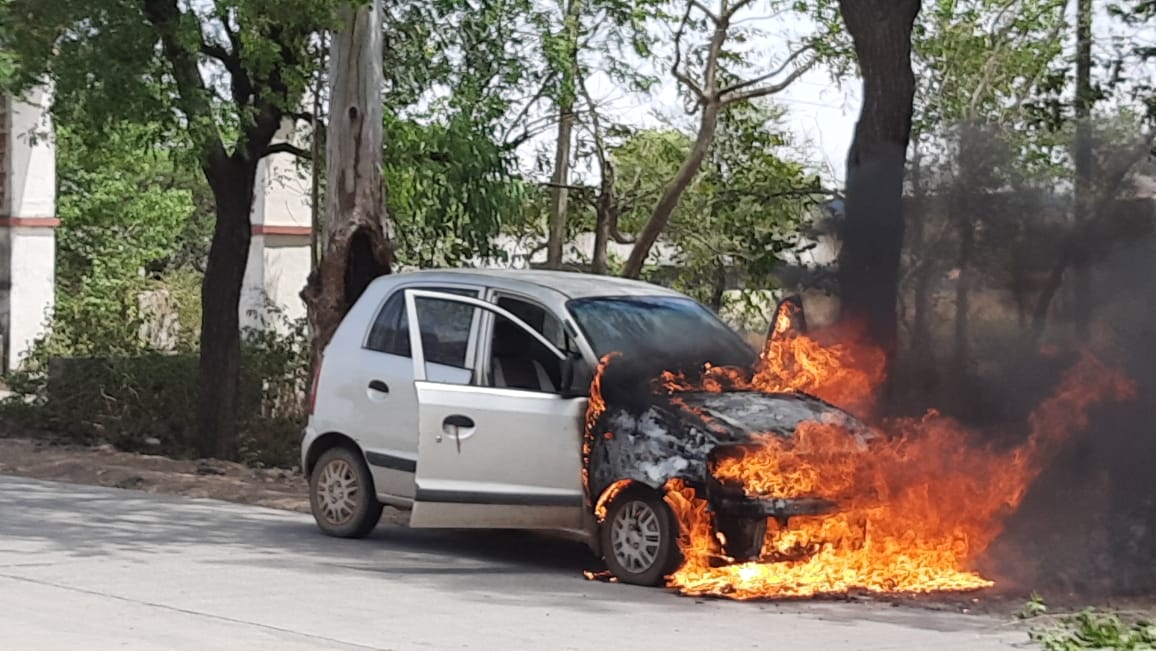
top-left (567, 295), bottom-right (757, 369)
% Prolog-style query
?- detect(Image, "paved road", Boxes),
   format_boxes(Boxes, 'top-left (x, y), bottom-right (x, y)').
top-left (0, 475), bottom-right (1034, 650)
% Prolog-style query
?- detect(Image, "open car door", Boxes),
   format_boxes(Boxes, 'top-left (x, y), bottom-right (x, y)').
top-left (404, 289), bottom-right (587, 531)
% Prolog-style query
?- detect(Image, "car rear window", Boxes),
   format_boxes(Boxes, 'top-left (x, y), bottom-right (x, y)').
top-left (365, 286), bottom-right (478, 367)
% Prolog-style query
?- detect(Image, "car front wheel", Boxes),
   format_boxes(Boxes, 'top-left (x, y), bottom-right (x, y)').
top-left (309, 446), bottom-right (383, 538)
top-left (599, 485), bottom-right (682, 586)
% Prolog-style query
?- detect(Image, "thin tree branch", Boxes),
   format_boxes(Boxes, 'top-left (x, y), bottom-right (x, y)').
top-left (143, 0), bottom-right (229, 171)
top-left (689, 0), bottom-right (721, 23)
top-left (264, 142), bottom-right (312, 159)
top-left (722, 55), bottom-right (818, 105)
top-left (719, 43), bottom-right (814, 96)
top-left (671, 3), bottom-right (706, 103)
top-left (720, 0), bottom-right (758, 21)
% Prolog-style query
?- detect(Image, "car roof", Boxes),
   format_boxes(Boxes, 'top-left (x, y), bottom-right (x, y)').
top-left (377, 268), bottom-right (688, 300)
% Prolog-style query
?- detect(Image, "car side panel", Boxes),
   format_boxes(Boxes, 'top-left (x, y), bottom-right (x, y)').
top-left (409, 382), bottom-right (586, 530)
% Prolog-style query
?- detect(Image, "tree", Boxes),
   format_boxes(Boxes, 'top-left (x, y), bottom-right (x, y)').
top-left (619, 0), bottom-right (819, 279)
top-left (302, 0), bottom-right (392, 368)
top-left (901, 0), bottom-right (1067, 374)
top-left (536, 0), bottom-right (660, 269)
top-left (2, 0), bottom-right (333, 458)
top-left (588, 105), bottom-right (824, 320)
top-left (834, 0), bottom-right (922, 367)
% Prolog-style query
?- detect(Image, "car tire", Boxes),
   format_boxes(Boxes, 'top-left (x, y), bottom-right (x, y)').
top-left (599, 485), bottom-right (682, 586)
top-left (309, 446), bottom-right (383, 538)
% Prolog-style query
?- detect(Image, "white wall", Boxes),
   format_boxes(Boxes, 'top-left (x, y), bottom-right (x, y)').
top-left (6, 228), bottom-right (55, 368)
top-left (7, 89), bottom-right (55, 219)
top-left (240, 118), bottom-right (313, 333)
top-left (2, 88), bottom-right (57, 371)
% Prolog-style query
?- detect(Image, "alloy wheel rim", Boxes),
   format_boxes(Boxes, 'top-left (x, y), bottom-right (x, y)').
top-left (316, 458), bottom-right (359, 526)
top-left (610, 499), bottom-right (663, 574)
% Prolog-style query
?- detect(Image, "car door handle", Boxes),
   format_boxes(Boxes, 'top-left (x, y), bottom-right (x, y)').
top-left (443, 415), bottom-right (474, 428)
top-left (368, 380), bottom-right (390, 394)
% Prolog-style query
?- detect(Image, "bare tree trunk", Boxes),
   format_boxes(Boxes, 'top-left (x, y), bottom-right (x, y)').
top-left (546, 107), bottom-right (575, 269)
top-left (836, 0), bottom-right (921, 368)
top-left (621, 103), bottom-right (720, 279)
top-left (545, 0), bottom-right (581, 269)
top-left (302, 0), bottom-right (392, 370)
top-left (1072, 0), bottom-right (1094, 339)
top-left (591, 167), bottom-right (614, 274)
top-left (907, 148), bottom-right (933, 358)
top-left (196, 161), bottom-right (255, 460)
top-left (951, 202), bottom-right (973, 377)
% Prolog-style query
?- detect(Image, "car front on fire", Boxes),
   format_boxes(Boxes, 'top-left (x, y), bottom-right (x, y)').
top-left (587, 388), bottom-right (874, 562)
top-left (566, 293), bottom-right (876, 583)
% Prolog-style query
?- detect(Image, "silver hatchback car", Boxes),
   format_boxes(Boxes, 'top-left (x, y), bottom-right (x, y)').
top-left (302, 269), bottom-right (866, 585)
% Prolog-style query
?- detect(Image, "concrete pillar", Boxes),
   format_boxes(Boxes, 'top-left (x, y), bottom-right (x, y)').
top-left (241, 117), bottom-right (313, 334)
top-left (0, 89), bottom-right (57, 372)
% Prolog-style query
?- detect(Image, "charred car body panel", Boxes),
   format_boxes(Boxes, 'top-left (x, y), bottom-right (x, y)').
top-left (588, 390), bottom-right (872, 521)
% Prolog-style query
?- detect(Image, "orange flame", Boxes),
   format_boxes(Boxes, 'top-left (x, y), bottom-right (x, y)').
top-left (589, 300), bottom-right (1135, 599)
top-left (663, 349), bottom-right (1133, 599)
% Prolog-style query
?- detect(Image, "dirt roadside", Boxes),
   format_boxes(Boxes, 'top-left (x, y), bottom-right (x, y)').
top-left (0, 436), bottom-right (311, 512)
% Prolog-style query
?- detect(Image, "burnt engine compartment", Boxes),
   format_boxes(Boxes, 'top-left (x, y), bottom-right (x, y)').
top-left (588, 390), bottom-right (851, 564)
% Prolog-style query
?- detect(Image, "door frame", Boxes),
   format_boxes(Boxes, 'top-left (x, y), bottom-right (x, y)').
top-left (403, 288), bottom-right (567, 382)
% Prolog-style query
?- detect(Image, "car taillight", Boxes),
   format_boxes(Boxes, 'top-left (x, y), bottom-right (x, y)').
top-left (308, 360), bottom-right (322, 415)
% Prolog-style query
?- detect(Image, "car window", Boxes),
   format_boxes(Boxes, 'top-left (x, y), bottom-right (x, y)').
top-left (413, 296), bottom-right (477, 368)
top-left (365, 286), bottom-right (478, 368)
top-left (488, 295), bottom-right (578, 393)
top-left (495, 295), bottom-right (568, 351)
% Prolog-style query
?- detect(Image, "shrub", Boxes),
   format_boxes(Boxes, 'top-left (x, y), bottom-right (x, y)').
top-left (2, 301), bottom-right (311, 468)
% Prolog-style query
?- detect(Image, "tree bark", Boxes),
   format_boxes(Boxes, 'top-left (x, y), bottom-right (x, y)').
top-left (621, 102), bottom-right (720, 279)
top-left (590, 163), bottom-right (614, 274)
top-left (907, 150), bottom-right (933, 358)
top-left (545, 0), bottom-right (582, 269)
top-left (302, 0), bottom-right (393, 370)
top-left (197, 160), bottom-right (255, 459)
top-left (546, 106), bottom-right (575, 269)
top-left (1071, 0), bottom-right (1094, 338)
top-left (836, 0), bottom-right (921, 363)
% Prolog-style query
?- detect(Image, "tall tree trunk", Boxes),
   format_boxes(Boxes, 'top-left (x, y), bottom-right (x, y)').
top-left (709, 262), bottom-right (727, 313)
top-left (1072, 0), bottom-right (1094, 338)
top-left (951, 203), bottom-right (973, 377)
top-left (302, 0), bottom-right (392, 370)
top-left (907, 148), bottom-right (933, 358)
top-left (621, 102), bottom-right (720, 279)
top-left (197, 161), bottom-right (255, 460)
top-left (545, 0), bottom-right (582, 269)
top-left (546, 106), bottom-right (575, 269)
top-left (591, 178), bottom-right (612, 274)
top-left (836, 0), bottom-right (921, 366)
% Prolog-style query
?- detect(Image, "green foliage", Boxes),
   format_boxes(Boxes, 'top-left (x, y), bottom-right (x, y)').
top-left (910, 0), bottom-right (1071, 180)
top-left (1019, 593), bottom-right (1050, 619)
top-left (386, 113), bottom-right (529, 268)
top-left (607, 102), bottom-right (823, 314)
top-left (0, 0), bottom-right (334, 155)
top-left (1031, 609), bottom-right (1156, 651)
top-left (44, 121), bottom-right (204, 355)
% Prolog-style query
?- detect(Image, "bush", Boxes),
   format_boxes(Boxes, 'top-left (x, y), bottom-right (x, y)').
top-left (2, 303), bottom-right (311, 469)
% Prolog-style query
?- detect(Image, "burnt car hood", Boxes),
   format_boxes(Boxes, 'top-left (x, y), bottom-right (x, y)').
top-left (587, 389), bottom-right (873, 502)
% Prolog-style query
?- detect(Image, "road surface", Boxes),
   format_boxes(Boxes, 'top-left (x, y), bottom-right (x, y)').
top-left (0, 475), bottom-right (1034, 650)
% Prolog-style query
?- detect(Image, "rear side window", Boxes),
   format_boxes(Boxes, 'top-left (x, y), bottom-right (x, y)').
top-left (365, 286), bottom-right (478, 367)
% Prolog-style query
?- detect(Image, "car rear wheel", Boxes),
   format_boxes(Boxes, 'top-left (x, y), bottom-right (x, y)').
top-left (309, 446), bottom-right (383, 538)
top-left (599, 485), bottom-right (681, 586)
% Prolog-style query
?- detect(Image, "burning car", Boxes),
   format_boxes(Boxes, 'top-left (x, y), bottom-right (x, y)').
top-left (301, 269), bottom-right (875, 587)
